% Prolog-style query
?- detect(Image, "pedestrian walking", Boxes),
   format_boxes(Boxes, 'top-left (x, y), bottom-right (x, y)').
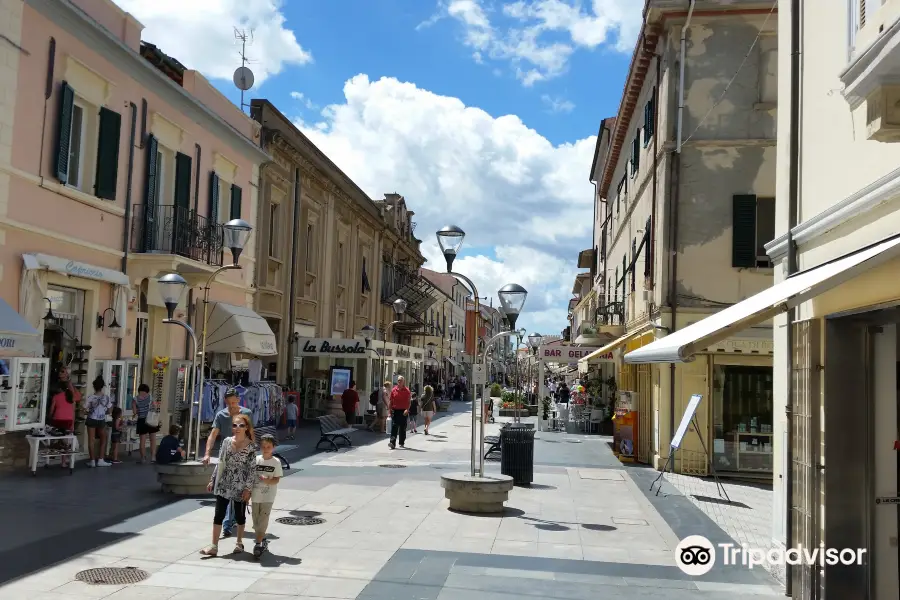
top-left (388, 376), bottom-right (411, 449)
top-left (285, 396), bottom-right (298, 440)
top-left (132, 384), bottom-right (161, 464)
top-left (409, 390), bottom-right (420, 433)
top-left (201, 413), bottom-right (256, 557)
top-left (380, 380), bottom-right (391, 433)
top-left (84, 377), bottom-right (112, 467)
top-left (341, 380), bottom-right (359, 427)
top-left (420, 384), bottom-right (435, 435)
top-left (203, 388), bottom-right (254, 539)
top-left (251, 434), bottom-right (283, 558)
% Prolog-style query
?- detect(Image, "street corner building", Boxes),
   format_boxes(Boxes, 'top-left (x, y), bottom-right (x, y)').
top-left (0, 0), bottom-right (274, 468)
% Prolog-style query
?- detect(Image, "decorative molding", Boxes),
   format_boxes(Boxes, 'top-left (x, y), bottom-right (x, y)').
top-left (213, 152), bottom-right (238, 184)
top-left (766, 163), bottom-right (900, 261)
top-left (150, 112), bottom-right (185, 152)
top-left (64, 54), bottom-right (114, 106)
top-left (0, 215), bottom-right (123, 257)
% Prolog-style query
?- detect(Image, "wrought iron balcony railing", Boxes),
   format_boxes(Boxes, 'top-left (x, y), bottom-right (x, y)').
top-left (597, 302), bottom-right (625, 327)
top-left (130, 204), bottom-right (225, 267)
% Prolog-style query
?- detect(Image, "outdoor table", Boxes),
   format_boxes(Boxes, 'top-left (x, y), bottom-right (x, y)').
top-left (26, 433), bottom-right (78, 475)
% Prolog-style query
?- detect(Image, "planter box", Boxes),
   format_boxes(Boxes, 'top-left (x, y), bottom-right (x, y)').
top-left (498, 409), bottom-right (526, 417)
top-left (527, 405), bottom-right (538, 416)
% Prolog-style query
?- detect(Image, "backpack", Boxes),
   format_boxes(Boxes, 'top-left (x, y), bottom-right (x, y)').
top-left (369, 389), bottom-right (379, 406)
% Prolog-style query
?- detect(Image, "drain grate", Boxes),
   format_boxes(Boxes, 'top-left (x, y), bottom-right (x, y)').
top-left (276, 516), bottom-right (325, 526)
top-left (76, 567), bottom-right (149, 585)
top-left (379, 464), bottom-right (407, 468)
top-left (427, 439), bottom-right (447, 442)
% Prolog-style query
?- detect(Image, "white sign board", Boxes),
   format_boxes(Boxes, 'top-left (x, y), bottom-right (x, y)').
top-left (671, 394), bottom-right (703, 450)
top-left (538, 345), bottom-right (613, 363)
top-left (472, 363), bottom-right (487, 386)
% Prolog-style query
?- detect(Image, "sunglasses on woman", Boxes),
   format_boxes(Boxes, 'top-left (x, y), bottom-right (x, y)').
top-left (232, 422), bottom-right (248, 428)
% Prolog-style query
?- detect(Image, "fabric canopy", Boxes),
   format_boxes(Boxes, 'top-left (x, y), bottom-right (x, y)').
top-left (0, 298), bottom-right (42, 357)
top-left (204, 303), bottom-right (277, 356)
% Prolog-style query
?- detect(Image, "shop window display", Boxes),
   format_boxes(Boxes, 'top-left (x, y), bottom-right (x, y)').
top-left (712, 365), bottom-right (773, 475)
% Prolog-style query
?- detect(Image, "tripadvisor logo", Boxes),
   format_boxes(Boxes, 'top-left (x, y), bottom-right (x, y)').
top-left (675, 535), bottom-right (867, 576)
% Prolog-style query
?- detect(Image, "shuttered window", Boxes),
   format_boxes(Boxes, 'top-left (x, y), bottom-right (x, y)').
top-left (732, 194), bottom-right (759, 268)
top-left (643, 90), bottom-right (655, 146)
top-left (230, 184), bottom-right (243, 220)
top-left (630, 134), bottom-right (640, 176)
top-left (54, 82), bottom-right (76, 184)
top-left (209, 171), bottom-right (219, 224)
top-left (643, 217), bottom-right (652, 279)
top-left (94, 107), bottom-right (121, 200)
top-left (142, 135), bottom-right (159, 252)
top-left (631, 238), bottom-right (637, 292)
top-left (173, 152), bottom-right (192, 211)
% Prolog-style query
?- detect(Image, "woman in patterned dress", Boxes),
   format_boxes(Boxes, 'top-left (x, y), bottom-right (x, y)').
top-left (201, 413), bottom-right (257, 556)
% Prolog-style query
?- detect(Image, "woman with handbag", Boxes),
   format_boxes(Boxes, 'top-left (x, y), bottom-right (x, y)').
top-left (132, 383), bottom-right (161, 463)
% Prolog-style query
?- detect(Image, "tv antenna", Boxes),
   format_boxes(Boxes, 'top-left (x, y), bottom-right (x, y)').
top-left (233, 28), bottom-right (255, 112)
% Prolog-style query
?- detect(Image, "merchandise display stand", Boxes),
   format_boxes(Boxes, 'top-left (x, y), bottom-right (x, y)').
top-left (27, 433), bottom-right (78, 475)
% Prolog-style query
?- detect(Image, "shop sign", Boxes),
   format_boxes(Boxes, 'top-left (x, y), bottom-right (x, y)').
top-left (396, 347), bottom-right (411, 359)
top-left (301, 338), bottom-right (368, 356)
top-left (259, 339), bottom-right (276, 353)
top-left (539, 345), bottom-right (610, 363)
top-left (0, 337), bottom-right (16, 349)
top-left (65, 260), bottom-right (106, 280)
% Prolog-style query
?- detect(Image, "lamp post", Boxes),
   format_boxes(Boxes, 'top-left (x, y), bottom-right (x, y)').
top-left (437, 225), bottom-right (487, 476)
top-left (361, 324), bottom-right (376, 395)
top-left (157, 273), bottom-right (199, 458)
top-left (382, 299), bottom-right (408, 386)
top-left (161, 218), bottom-right (252, 459)
top-left (512, 328), bottom-right (525, 424)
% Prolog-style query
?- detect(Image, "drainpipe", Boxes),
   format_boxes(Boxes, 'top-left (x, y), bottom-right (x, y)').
top-left (116, 101), bottom-right (138, 360)
top-left (650, 53), bottom-right (661, 288)
top-left (668, 0), bottom-right (695, 453)
top-left (286, 166), bottom-right (301, 389)
top-left (784, 0), bottom-right (802, 594)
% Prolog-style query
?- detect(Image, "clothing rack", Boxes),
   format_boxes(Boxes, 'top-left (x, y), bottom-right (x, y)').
top-left (197, 380), bottom-right (284, 428)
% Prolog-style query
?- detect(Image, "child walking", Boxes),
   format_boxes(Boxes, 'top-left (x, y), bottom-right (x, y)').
top-left (107, 407), bottom-right (124, 464)
top-left (252, 434), bottom-right (283, 558)
top-left (408, 392), bottom-right (420, 434)
top-left (285, 397), bottom-right (298, 440)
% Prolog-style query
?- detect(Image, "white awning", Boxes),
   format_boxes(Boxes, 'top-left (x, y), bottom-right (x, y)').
top-left (23, 253), bottom-right (129, 286)
top-left (205, 303), bottom-right (277, 356)
top-left (625, 234), bottom-right (900, 364)
top-left (0, 298), bottom-right (41, 357)
top-left (444, 356), bottom-right (460, 368)
top-left (579, 328), bottom-right (650, 364)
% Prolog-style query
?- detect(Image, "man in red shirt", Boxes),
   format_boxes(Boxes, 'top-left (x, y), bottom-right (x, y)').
top-left (341, 380), bottom-right (359, 427)
top-left (388, 376), bottom-right (411, 449)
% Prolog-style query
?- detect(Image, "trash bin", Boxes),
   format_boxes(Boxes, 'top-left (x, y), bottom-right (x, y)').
top-left (500, 425), bottom-right (535, 485)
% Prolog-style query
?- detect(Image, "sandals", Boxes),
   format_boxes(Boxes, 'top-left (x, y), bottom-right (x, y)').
top-left (233, 542), bottom-right (244, 554)
top-left (200, 545), bottom-right (218, 556)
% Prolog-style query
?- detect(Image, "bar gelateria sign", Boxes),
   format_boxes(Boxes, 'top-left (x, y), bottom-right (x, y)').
top-left (538, 345), bottom-right (613, 363)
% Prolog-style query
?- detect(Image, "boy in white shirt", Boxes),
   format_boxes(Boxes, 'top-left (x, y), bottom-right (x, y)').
top-left (252, 434), bottom-right (283, 558)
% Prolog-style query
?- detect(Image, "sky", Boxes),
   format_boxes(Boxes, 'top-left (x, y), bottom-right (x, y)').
top-left (113, 0), bottom-right (640, 337)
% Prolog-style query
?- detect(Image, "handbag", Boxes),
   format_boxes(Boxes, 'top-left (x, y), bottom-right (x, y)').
top-left (145, 403), bottom-right (160, 428)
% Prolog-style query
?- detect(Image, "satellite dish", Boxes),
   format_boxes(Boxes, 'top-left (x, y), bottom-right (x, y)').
top-left (233, 66), bottom-right (255, 91)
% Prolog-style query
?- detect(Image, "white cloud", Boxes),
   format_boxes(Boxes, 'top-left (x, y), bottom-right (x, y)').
top-left (290, 91), bottom-right (318, 110)
top-left (299, 75), bottom-right (595, 335)
top-left (112, 0), bottom-right (312, 85)
top-left (438, 0), bottom-right (641, 85)
top-left (541, 94), bottom-right (575, 113)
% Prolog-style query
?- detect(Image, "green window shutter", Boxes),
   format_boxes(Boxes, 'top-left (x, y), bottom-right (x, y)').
top-left (173, 152), bottom-right (192, 210)
top-left (209, 171), bottom-right (219, 223)
top-left (732, 194), bottom-right (758, 268)
top-left (94, 107), bottom-right (122, 199)
top-left (54, 81), bottom-right (75, 184)
top-left (230, 184), bottom-right (243, 219)
top-left (142, 135), bottom-right (159, 252)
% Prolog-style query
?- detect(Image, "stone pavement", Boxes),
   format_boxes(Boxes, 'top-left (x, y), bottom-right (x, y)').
top-left (0, 407), bottom-right (784, 599)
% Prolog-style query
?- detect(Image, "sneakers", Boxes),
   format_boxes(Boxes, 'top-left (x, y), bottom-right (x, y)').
top-left (253, 539), bottom-right (268, 559)
top-left (96, 460), bottom-right (112, 467)
top-left (86, 461), bottom-right (96, 468)
top-left (221, 528), bottom-right (233, 539)
top-left (388, 441), bottom-right (396, 450)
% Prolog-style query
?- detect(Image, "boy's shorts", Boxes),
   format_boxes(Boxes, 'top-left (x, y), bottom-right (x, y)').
top-left (252, 502), bottom-right (274, 533)
top-left (287, 419), bottom-right (297, 428)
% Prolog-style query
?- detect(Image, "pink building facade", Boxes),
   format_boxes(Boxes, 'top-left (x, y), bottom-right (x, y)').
top-left (0, 0), bottom-right (270, 464)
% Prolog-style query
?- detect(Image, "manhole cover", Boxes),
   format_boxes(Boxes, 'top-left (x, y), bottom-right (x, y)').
top-left (76, 567), bottom-right (149, 585)
top-left (379, 464), bottom-right (407, 468)
top-left (276, 516), bottom-right (325, 526)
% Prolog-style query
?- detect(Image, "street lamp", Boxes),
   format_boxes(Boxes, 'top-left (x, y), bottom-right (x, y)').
top-left (162, 218), bottom-right (253, 460)
top-left (42, 297), bottom-right (57, 328)
top-left (157, 273), bottom-right (200, 458)
top-left (381, 299), bottom-right (407, 385)
top-left (498, 284), bottom-right (528, 330)
top-left (436, 225), bottom-right (466, 272)
top-left (361, 324), bottom-right (376, 348)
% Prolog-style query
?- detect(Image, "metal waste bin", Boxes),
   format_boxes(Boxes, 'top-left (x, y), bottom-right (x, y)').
top-left (500, 425), bottom-right (535, 485)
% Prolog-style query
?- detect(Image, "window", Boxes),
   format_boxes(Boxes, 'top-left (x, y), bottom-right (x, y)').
top-left (617, 176), bottom-right (627, 216)
top-left (305, 223), bottom-right (315, 274)
top-left (631, 238), bottom-right (637, 292)
top-left (268, 202), bottom-right (279, 259)
top-left (68, 103), bottom-right (85, 189)
top-left (758, 40), bottom-right (778, 105)
top-left (732, 195), bottom-right (775, 268)
top-left (643, 89), bottom-right (656, 146)
top-left (630, 134), bottom-right (640, 176)
top-left (338, 242), bottom-right (345, 285)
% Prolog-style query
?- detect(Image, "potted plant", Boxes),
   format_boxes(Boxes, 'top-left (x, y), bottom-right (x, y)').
top-left (490, 383), bottom-right (502, 398)
top-left (539, 395), bottom-right (552, 430)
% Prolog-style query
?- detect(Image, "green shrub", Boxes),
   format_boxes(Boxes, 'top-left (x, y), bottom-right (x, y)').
top-left (490, 383), bottom-right (502, 398)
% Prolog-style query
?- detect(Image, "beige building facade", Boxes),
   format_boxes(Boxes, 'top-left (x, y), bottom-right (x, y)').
top-left (584, 1), bottom-right (778, 477)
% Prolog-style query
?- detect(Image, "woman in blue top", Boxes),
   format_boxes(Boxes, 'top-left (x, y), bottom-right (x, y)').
top-left (132, 383), bottom-right (160, 463)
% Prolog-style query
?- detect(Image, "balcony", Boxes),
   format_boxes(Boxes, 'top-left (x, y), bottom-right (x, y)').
top-left (595, 302), bottom-right (625, 337)
top-left (842, 2), bottom-right (900, 141)
top-left (130, 204), bottom-right (225, 268)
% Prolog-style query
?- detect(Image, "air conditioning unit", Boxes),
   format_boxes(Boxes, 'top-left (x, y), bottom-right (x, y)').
top-left (866, 86), bottom-right (900, 142)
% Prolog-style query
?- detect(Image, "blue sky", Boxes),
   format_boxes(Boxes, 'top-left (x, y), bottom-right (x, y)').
top-left (115, 0), bottom-right (639, 336)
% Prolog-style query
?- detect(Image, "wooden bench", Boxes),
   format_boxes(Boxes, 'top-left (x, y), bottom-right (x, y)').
top-left (316, 415), bottom-right (355, 452)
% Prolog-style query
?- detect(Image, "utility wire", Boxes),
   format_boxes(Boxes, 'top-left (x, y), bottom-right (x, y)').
top-left (681, 0), bottom-right (778, 146)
